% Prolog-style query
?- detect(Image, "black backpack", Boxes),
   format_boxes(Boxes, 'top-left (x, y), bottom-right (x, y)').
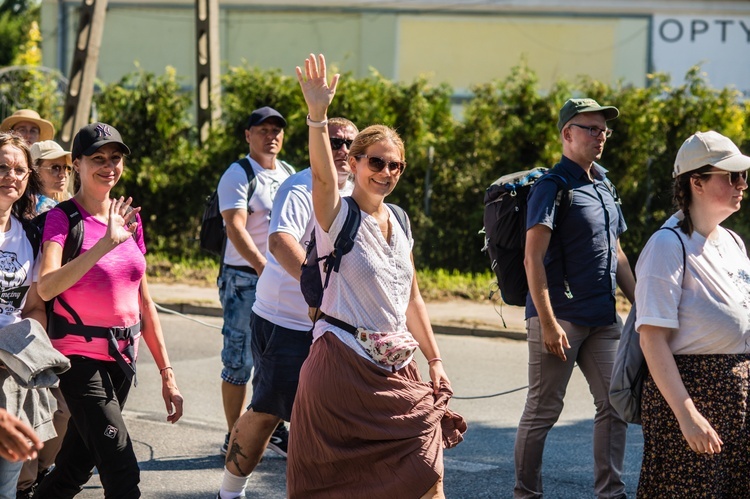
top-left (482, 167), bottom-right (570, 307)
top-left (31, 199), bottom-right (86, 265)
top-left (300, 196), bottom-right (410, 310)
top-left (199, 158), bottom-right (295, 256)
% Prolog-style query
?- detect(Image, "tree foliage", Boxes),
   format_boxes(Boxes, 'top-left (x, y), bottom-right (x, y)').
top-left (10, 61), bottom-right (750, 272)
top-left (0, 0), bottom-right (38, 66)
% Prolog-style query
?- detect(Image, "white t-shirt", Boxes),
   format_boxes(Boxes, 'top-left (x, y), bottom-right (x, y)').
top-left (217, 155), bottom-right (293, 267)
top-left (0, 217), bottom-right (39, 328)
top-left (312, 198), bottom-right (414, 368)
top-left (635, 213), bottom-right (750, 355)
top-left (253, 168), bottom-right (353, 330)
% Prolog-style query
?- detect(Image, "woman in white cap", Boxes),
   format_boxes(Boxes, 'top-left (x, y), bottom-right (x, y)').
top-left (30, 140), bottom-right (73, 214)
top-left (19, 144), bottom-right (72, 497)
top-left (0, 110), bottom-right (55, 146)
top-left (34, 122), bottom-right (183, 498)
top-left (635, 131), bottom-right (750, 497)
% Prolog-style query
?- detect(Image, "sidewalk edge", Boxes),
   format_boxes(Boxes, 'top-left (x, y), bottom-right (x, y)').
top-left (155, 302), bottom-right (526, 340)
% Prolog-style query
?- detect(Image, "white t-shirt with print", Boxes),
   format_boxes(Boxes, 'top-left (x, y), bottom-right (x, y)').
top-left (312, 198), bottom-right (414, 368)
top-left (253, 168), bottom-right (353, 331)
top-left (0, 216), bottom-right (39, 328)
top-left (217, 155), bottom-right (293, 268)
top-left (635, 213), bottom-right (750, 355)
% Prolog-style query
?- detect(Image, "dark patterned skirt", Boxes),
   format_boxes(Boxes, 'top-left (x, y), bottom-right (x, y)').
top-left (287, 332), bottom-right (466, 499)
top-left (637, 354), bottom-right (750, 498)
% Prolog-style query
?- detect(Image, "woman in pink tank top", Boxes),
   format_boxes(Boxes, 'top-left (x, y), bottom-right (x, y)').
top-left (35, 123), bottom-right (183, 498)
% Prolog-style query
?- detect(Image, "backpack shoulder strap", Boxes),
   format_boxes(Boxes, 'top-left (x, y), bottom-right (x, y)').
top-left (386, 203), bottom-right (411, 240)
top-left (593, 162), bottom-right (621, 205)
top-left (56, 199), bottom-right (84, 264)
top-left (237, 157), bottom-right (258, 215)
top-left (20, 219), bottom-right (41, 258)
top-left (724, 227), bottom-right (745, 255)
top-left (316, 196), bottom-right (362, 298)
top-left (659, 227), bottom-right (687, 284)
top-left (237, 157), bottom-right (258, 194)
top-left (332, 197), bottom-right (362, 265)
top-left (279, 160), bottom-right (295, 176)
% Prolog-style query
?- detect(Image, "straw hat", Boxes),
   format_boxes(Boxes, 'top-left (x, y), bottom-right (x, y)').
top-left (0, 109), bottom-right (55, 141)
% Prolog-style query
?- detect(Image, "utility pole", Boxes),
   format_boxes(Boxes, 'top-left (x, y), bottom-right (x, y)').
top-left (60, 0), bottom-right (108, 149)
top-left (195, 0), bottom-right (221, 144)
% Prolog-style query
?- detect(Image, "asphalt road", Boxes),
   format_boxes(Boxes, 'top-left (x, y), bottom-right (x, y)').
top-left (72, 310), bottom-right (643, 498)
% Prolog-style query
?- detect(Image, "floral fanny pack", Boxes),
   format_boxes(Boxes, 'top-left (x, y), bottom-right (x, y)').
top-left (325, 316), bottom-right (419, 366)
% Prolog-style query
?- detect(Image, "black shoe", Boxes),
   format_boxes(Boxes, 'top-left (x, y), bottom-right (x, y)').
top-left (16, 487), bottom-right (34, 499)
top-left (17, 466), bottom-right (52, 499)
top-left (267, 423), bottom-right (288, 458)
top-left (220, 432), bottom-right (229, 457)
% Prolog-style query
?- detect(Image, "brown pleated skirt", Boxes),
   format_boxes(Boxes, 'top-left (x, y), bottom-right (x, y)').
top-left (287, 332), bottom-right (466, 499)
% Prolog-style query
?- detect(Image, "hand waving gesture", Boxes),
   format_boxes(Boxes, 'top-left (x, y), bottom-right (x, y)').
top-left (295, 53), bottom-right (339, 119)
top-left (106, 196), bottom-right (141, 245)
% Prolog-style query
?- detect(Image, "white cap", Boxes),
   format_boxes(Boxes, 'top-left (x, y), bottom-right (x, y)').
top-left (30, 140), bottom-right (72, 165)
top-left (673, 131), bottom-right (750, 177)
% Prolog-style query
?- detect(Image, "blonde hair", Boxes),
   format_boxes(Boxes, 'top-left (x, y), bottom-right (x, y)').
top-left (348, 124), bottom-right (405, 161)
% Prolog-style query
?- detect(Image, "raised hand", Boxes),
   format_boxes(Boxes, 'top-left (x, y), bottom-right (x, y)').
top-left (295, 53), bottom-right (339, 119)
top-left (106, 196), bottom-right (141, 245)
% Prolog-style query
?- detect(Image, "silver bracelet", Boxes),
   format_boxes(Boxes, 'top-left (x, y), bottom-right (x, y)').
top-left (306, 114), bottom-right (328, 128)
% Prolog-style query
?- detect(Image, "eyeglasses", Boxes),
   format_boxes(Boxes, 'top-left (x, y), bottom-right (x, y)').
top-left (0, 166), bottom-right (31, 180)
top-left (11, 125), bottom-right (40, 139)
top-left (330, 138), bottom-right (353, 151)
top-left (40, 164), bottom-right (73, 176)
top-left (355, 155), bottom-right (406, 175)
top-left (701, 170), bottom-right (748, 186)
top-left (568, 123), bottom-right (613, 138)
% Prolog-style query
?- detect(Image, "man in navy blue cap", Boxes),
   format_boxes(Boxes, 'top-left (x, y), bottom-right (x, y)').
top-left (215, 106), bottom-right (295, 458)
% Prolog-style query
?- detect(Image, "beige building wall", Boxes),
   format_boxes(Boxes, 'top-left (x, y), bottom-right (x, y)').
top-left (397, 15), bottom-right (648, 92)
top-left (218, 11), bottom-right (397, 80)
top-left (42, 1), bottom-right (732, 94)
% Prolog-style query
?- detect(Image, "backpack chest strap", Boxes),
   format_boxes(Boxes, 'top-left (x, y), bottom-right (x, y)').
top-left (49, 312), bottom-right (141, 341)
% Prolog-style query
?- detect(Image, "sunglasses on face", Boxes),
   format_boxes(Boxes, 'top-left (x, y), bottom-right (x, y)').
top-left (355, 155), bottom-right (406, 175)
top-left (41, 164), bottom-right (73, 176)
top-left (330, 138), bottom-right (353, 151)
top-left (701, 170), bottom-right (748, 186)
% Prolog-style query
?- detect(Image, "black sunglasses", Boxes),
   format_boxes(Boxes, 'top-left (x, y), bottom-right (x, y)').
top-left (701, 170), bottom-right (748, 186)
top-left (330, 138), bottom-right (353, 151)
top-left (355, 155), bottom-right (406, 175)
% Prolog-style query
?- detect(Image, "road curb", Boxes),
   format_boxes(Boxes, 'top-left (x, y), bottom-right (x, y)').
top-left (155, 302), bottom-right (526, 340)
top-left (432, 324), bottom-right (526, 341)
top-left (156, 303), bottom-right (224, 318)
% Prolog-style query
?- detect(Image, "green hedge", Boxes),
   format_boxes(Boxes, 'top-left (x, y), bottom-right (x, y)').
top-left (11, 61), bottom-right (750, 272)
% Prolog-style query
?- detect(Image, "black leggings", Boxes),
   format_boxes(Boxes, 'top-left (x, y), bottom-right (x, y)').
top-left (34, 357), bottom-right (139, 499)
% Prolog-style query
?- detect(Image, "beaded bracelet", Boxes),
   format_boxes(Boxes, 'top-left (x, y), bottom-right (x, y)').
top-left (427, 357), bottom-right (443, 365)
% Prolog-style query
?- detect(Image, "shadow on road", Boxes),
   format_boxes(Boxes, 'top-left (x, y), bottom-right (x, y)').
top-left (139, 454), bottom-right (225, 472)
top-left (443, 420), bottom-right (643, 498)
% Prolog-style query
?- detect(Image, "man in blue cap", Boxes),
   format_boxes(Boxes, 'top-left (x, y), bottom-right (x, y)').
top-left (215, 107), bottom-right (295, 458)
top-left (514, 98), bottom-right (635, 498)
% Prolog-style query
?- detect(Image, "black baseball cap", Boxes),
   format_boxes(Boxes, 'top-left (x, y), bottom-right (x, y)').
top-left (71, 122), bottom-right (131, 160)
top-left (246, 107), bottom-right (287, 129)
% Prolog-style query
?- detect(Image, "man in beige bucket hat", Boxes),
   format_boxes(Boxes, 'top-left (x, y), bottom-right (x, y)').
top-left (0, 109), bottom-right (55, 144)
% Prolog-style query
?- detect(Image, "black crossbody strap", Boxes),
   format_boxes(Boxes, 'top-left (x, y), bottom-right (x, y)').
top-left (324, 315), bottom-right (358, 336)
